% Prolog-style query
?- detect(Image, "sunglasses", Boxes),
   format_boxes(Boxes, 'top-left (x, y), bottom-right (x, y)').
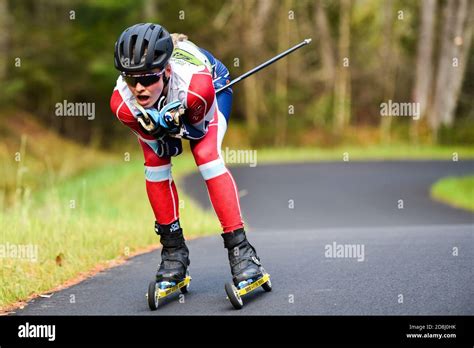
top-left (121, 70), bottom-right (165, 87)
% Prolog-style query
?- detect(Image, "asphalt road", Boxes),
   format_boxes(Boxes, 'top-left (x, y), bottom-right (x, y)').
top-left (15, 160), bottom-right (474, 315)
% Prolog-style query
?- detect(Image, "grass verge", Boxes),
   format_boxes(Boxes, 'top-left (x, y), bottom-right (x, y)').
top-left (0, 153), bottom-right (219, 311)
top-left (431, 176), bottom-right (474, 212)
top-left (252, 144), bottom-right (474, 163)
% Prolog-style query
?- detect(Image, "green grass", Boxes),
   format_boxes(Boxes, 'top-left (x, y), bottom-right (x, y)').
top-left (431, 176), bottom-right (474, 212)
top-left (253, 144), bottom-right (474, 164)
top-left (0, 153), bottom-right (219, 310)
top-left (0, 114), bottom-right (114, 206)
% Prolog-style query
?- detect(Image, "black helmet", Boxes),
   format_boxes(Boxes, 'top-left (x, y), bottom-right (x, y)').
top-left (114, 23), bottom-right (173, 73)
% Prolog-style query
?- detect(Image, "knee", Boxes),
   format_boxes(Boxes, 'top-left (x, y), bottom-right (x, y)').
top-left (192, 145), bottom-right (218, 166)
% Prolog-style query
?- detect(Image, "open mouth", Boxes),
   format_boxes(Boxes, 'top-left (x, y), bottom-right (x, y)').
top-left (136, 95), bottom-right (150, 103)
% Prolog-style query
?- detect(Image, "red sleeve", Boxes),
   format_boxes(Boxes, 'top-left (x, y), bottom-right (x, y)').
top-left (185, 69), bottom-right (215, 125)
top-left (110, 89), bottom-right (155, 140)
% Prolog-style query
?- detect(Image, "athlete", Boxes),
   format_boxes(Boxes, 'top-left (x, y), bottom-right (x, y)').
top-left (110, 23), bottom-right (266, 290)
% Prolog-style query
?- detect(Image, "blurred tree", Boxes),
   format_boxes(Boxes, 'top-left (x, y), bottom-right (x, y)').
top-left (333, 0), bottom-right (351, 131)
top-left (242, 0), bottom-right (272, 137)
top-left (379, 0), bottom-right (396, 143)
top-left (213, 0), bottom-right (237, 30)
top-left (411, 0), bottom-right (437, 143)
top-left (274, 0), bottom-right (292, 146)
top-left (431, 0), bottom-right (473, 137)
top-left (1, 0), bottom-right (472, 148)
top-left (315, 0), bottom-right (335, 91)
top-left (143, 0), bottom-right (157, 20)
top-left (0, 0), bottom-right (8, 81)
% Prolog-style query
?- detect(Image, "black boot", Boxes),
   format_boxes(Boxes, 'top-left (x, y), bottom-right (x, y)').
top-left (221, 228), bottom-right (263, 287)
top-left (155, 220), bottom-right (190, 283)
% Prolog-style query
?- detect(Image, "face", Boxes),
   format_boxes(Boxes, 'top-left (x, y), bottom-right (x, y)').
top-left (125, 65), bottom-right (171, 108)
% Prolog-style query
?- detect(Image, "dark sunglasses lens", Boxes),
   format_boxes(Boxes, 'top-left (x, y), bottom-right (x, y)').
top-left (124, 74), bottom-right (161, 87)
top-left (139, 75), bottom-right (161, 86)
top-left (123, 76), bottom-right (137, 86)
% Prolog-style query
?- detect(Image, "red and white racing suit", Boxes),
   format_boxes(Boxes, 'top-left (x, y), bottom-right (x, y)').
top-left (110, 40), bottom-right (243, 233)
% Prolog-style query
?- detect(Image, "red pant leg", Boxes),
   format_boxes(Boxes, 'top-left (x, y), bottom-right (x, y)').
top-left (139, 138), bottom-right (180, 225)
top-left (190, 110), bottom-right (244, 232)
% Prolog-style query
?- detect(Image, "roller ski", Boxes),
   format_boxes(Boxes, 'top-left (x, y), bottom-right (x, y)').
top-left (222, 229), bottom-right (272, 310)
top-left (147, 220), bottom-right (191, 310)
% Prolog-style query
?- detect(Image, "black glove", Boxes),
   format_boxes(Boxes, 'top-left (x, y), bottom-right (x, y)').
top-left (156, 135), bottom-right (183, 158)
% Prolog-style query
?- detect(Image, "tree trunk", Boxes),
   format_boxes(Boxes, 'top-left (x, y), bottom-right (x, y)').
top-left (214, 1), bottom-right (237, 30)
top-left (0, 0), bottom-right (8, 81)
top-left (315, 0), bottom-right (336, 89)
top-left (274, 0), bottom-right (292, 146)
top-left (333, 0), bottom-right (351, 132)
top-left (440, 0), bottom-right (472, 126)
top-left (430, 0), bottom-right (472, 136)
top-left (413, 0), bottom-right (438, 118)
top-left (143, 0), bottom-right (157, 21)
top-left (379, 0), bottom-right (396, 143)
top-left (411, 0), bottom-right (438, 143)
top-left (242, 0), bottom-right (272, 137)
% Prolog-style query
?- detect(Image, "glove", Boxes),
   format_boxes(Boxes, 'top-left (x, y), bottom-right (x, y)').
top-left (156, 135), bottom-right (183, 158)
top-left (147, 100), bottom-right (183, 132)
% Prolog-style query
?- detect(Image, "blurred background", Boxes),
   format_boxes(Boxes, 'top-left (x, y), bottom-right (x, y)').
top-left (0, 0), bottom-right (473, 311)
top-left (0, 0), bottom-right (473, 148)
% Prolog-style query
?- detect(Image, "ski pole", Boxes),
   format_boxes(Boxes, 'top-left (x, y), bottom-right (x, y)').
top-left (215, 38), bottom-right (312, 94)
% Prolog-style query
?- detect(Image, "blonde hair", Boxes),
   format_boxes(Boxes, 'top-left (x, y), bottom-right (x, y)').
top-left (171, 33), bottom-right (189, 46)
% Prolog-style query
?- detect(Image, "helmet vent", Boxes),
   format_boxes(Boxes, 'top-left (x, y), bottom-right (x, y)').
top-left (114, 23), bottom-right (173, 72)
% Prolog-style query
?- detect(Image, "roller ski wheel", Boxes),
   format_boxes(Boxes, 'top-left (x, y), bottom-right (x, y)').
top-left (180, 270), bottom-right (190, 294)
top-left (225, 271), bottom-right (272, 310)
top-left (225, 282), bottom-right (243, 310)
top-left (146, 273), bottom-right (192, 311)
top-left (260, 268), bottom-right (272, 292)
top-left (261, 277), bottom-right (272, 292)
top-left (147, 281), bottom-right (159, 310)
